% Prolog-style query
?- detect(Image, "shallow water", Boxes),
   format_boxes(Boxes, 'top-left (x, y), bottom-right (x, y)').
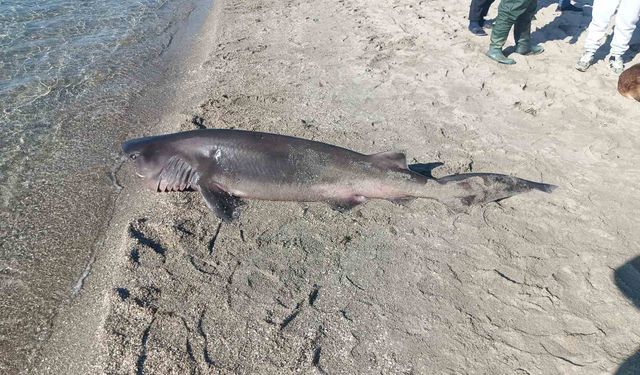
top-left (0, 0), bottom-right (202, 205)
top-left (0, 0), bottom-right (212, 370)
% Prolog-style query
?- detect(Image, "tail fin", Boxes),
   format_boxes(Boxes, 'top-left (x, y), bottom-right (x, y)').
top-left (435, 173), bottom-right (556, 210)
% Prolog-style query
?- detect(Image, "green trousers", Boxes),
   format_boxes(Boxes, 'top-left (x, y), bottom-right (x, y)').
top-left (490, 0), bottom-right (538, 50)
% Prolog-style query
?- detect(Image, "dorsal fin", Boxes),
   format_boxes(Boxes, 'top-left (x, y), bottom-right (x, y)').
top-left (369, 151), bottom-right (407, 170)
top-left (157, 156), bottom-right (199, 192)
top-left (408, 162), bottom-right (444, 178)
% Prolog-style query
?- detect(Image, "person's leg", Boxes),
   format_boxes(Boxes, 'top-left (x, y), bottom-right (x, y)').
top-left (609, 0), bottom-right (640, 73)
top-left (576, 0), bottom-right (621, 71)
top-left (514, 0), bottom-right (544, 55)
top-left (480, 0), bottom-right (497, 26)
top-left (611, 0), bottom-right (640, 57)
top-left (469, 0), bottom-right (490, 35)
top-left (487, 0), bottom-right (517, 63)
top-left (487, 0), bottom-right (534, 64)
top-left (469, 0), bottom-right (486, 22)
top-left (584, 0), bottom-right (621, 53)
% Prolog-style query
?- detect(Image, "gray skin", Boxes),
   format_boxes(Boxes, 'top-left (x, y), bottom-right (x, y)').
top-left (121, 129), bottom-right (556, 222)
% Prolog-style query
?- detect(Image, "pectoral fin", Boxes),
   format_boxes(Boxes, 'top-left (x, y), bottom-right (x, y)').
top-left (390, 197), bottom-right (415, 207)
top-left (329, 195), bottom-right (367, 212)
top-left (198, 184), bottom-right (244, 222)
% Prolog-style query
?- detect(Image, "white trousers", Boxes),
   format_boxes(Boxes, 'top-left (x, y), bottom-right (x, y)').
top-left (584, 0), bottom-right (640, 56)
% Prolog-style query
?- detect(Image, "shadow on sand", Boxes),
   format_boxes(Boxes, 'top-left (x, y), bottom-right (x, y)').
top-left (624, 28), bottom-right (640, 64)
top-left (532, 0), bottom-right (593, 44)
top-left (488, 0), bottom-right (640, 63)
top-left (614, 256), bottom-right (640, 374)
top-left (502, 0), bottom-right (592, 57)
top-left (586, 21), bottom-right (640, 65)
top-left (529, 0), bottom-right (640, 64)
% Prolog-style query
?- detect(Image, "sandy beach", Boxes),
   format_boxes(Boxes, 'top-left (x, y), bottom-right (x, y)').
top-left (4, 0), bottom-right (640, 373)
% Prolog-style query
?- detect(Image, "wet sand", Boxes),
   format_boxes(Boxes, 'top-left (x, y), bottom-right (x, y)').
top-left (0, 0), bottom-right (215, 373)
top-left (10, 0), bottom-right (640, 373)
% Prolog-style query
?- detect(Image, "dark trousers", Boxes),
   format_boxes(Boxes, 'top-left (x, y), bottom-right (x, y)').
top-left (469, 0), bottom-right (496, 22)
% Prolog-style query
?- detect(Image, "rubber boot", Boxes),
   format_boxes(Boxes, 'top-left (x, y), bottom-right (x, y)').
top-left (514, 2), bottom-right (544, 55)
top-left (486, 47), bottom-right (516, 64)
top-left (486, 5), bottom-right (516, 64)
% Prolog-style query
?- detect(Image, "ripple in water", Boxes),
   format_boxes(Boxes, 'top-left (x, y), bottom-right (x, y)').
top-left (0, 0), bottom-right (201, 206)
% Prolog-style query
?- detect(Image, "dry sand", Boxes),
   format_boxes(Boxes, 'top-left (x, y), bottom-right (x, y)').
top-left (21, 0), bottom-right (640, 373)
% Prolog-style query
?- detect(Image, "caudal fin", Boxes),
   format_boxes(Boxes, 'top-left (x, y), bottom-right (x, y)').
top-left (435, 173), bottom-right (556, 210)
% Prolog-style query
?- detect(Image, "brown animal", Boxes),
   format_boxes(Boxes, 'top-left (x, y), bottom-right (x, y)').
top-left (618, 63), bottom-right (640, 101)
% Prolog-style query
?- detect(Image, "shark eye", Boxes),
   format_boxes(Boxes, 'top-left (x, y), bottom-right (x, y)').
top-left (130, 153), bottom-right (140, 160)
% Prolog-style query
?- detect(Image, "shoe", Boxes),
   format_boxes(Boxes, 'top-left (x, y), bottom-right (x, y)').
top-left (609, 55), bottom-right (624, 74)
top-left (516, 43), bottom-right (544, 55)
top-left (469, 21), bottom-right (487, 36)
top-left (480, 19), bottom-right (493, 29)
top-left (575, 51), bottom-right (594, 72)
top-left (486, 48), bottom-right (516, 64)
top-left (558, 3), bottom-right (582, 12)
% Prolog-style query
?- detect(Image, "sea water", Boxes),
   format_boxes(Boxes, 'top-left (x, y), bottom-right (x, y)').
top-left (0, 0), bottom-right (206, 205)
top-left (0, 0), bottom-right (212, 370)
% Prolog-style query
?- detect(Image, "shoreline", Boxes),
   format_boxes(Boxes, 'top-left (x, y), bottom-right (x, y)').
top-left (7, 0), bottom-right (640, 373)
top-left (0, 0), bottom-right (218, 373)
top-left (33, 0), bottom-right (221, 372)
top-left (33, 0), bottom-right (221, 371)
